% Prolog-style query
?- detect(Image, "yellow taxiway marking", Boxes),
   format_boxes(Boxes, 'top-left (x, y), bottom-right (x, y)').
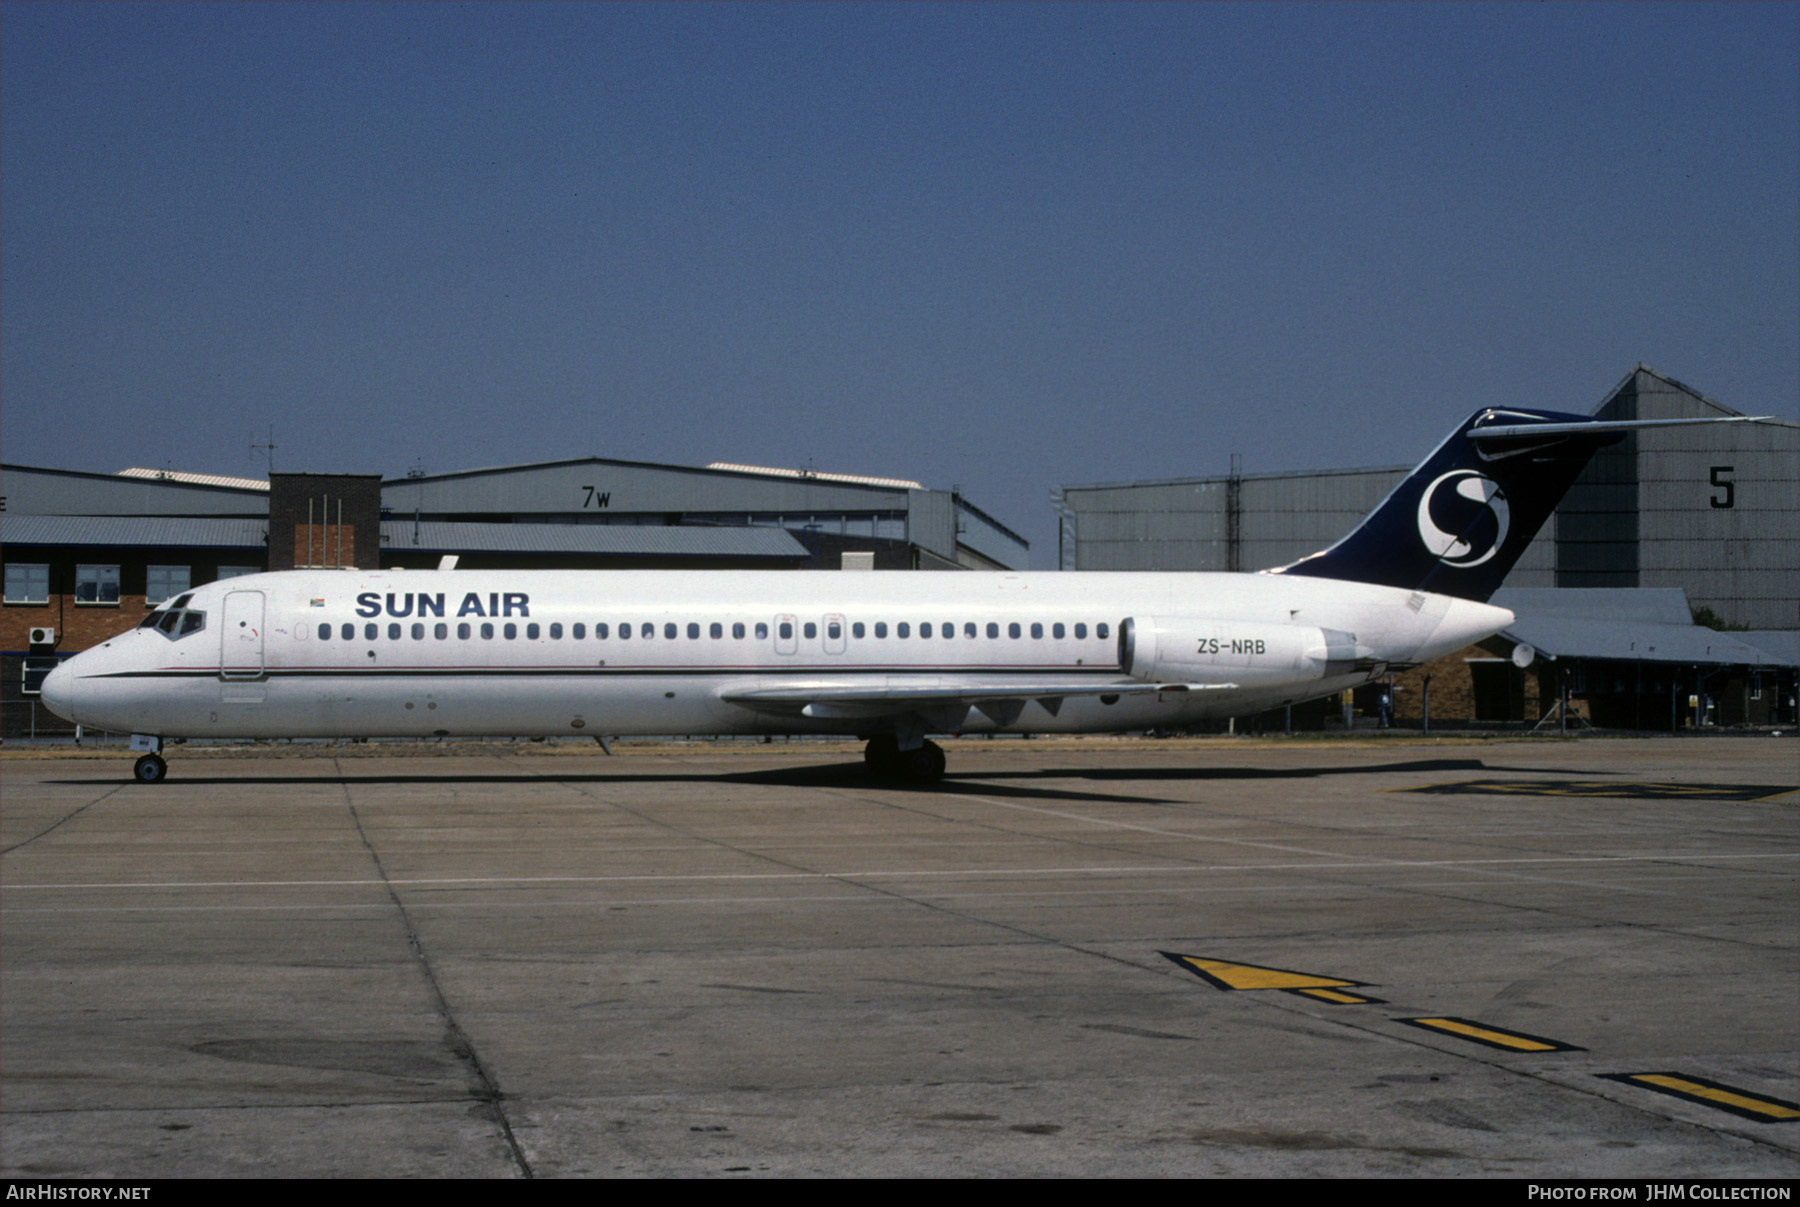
top-left (1400, 1016), bottom-right (1581, 1052)
top-left (1162, 953), bottom-right (1364, 992)
top-left (1604, 1073), bottom-right (1800, 1122)
top-left (1293, 987), bottom-right (1383, 1005)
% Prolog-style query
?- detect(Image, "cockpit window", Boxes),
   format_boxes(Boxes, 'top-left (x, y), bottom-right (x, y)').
top-left (144, 601), bottom-right (207, 641)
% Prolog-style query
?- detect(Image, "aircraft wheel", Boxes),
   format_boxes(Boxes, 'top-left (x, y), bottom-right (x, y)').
top-left (133, 754), bottom-right (168, 784)
top-left (864, 735), bottom-right (901, 777)
top-left (900, 740), bottom-right (946, 784)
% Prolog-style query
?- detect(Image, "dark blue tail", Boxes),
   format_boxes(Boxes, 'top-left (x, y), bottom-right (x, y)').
top-left (1272, 408), bottom-right (1623, 602)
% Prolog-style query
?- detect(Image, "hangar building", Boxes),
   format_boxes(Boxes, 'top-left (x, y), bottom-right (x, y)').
top-left (1053, 366), bottom-right (1797, 630)
top-left (1052, 366), bottom-right (1798, 729)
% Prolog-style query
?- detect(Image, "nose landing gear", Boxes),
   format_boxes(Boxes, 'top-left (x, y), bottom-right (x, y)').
top-left (130, 735), bottom-right (167, 784)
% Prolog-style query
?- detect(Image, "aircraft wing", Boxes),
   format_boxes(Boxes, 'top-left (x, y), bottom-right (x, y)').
top-left (719, 678), bottom-right (1237, 724)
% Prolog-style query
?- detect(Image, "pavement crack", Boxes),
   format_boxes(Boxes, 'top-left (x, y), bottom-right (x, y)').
top-left (336, 762), bottom-right (533, 1178)
top-left (0, 783), bottom-right (127, 857)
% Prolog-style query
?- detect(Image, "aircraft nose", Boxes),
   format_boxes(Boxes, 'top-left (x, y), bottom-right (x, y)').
top-left (39, 660), bottom-right (80, 724)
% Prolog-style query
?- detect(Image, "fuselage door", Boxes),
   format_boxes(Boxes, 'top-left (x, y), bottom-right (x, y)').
top-left (823, 614), bottom-right (847, 655)
top-left (220, 590), bottom-right (266, 679)
top-left (774, 614), bottom-right (798, 656)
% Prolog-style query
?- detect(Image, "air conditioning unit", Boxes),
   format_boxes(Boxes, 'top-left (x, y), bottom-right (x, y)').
top-left (29, 627), bottom-right (56, 646)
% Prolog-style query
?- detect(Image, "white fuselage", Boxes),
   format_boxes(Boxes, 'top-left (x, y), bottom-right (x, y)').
top-left (41, 568), bottom-right (1511, 741)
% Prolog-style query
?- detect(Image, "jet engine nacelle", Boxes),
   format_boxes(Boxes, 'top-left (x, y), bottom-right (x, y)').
top-left (1118, 618), bottom-right (1369, 685)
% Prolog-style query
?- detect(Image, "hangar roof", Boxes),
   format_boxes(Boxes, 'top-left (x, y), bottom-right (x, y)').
top-left (1492, 588), bottom-right (1796, 668)
top-left (1, 515), bottom-right (269, 549)
top-left (378, 520), bottom-right (807, 560)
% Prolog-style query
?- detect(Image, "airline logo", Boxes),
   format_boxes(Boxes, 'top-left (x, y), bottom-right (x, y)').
top-left (1416, 471), bottom-right (1509, 568)
top-left (355, 591), bottom-right (531, 619)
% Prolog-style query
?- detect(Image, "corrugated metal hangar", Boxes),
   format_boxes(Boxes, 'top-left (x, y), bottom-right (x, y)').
top-left (1054, 365), bottom-right (1797, 631)
top-left (1053, 365), bottom-right (1798, 730)
top-left (1, 453), bottom-right (1027, 736)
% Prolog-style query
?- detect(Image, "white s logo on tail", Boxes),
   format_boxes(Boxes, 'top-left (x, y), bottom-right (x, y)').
top-left (1416, 471), bottom-right (1509, 567)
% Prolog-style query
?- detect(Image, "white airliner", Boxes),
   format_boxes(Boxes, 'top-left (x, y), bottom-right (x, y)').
top-left (39, 407), bottom-right (1760, 783)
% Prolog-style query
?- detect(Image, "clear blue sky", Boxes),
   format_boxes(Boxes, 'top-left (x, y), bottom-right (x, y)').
top-left (4, 2), bottom-right (1795, 566)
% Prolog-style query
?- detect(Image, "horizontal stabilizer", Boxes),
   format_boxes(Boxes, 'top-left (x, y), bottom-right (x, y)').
top-left (1467, 415), bottom-right (1772, 441)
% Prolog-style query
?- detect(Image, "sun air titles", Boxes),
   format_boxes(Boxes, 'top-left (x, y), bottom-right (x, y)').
top-left (355, 592), bottom-right (530, 620)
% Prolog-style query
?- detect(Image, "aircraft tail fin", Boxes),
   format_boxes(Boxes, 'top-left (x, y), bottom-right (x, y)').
top-left (1270, 408), bottom-right (1765, 602)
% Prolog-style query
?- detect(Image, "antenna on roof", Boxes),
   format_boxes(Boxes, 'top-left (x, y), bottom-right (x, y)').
top-left (249, 425), bottom-right (276, 475)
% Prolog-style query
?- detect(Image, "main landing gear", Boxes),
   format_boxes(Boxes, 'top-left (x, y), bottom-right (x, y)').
top-left (130, 735), bottom-right (167, 784)
top-left (863, 735), bottom-right (947, 784)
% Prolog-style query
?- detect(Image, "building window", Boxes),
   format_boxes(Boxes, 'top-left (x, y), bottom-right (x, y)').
top-left (76, 565), bottom-right (120, 605)
top-left (146, 565), bottom-right (190, 607)
top-left (21, 656), bottom-right (59, 695)
top-left (217, 566), bottom-right (260, 580)
top-left (4, 564), bottom-right (49, 604)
